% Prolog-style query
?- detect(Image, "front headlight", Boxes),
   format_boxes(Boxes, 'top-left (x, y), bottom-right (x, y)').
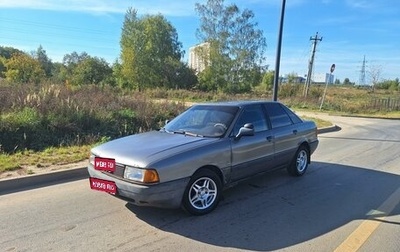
top-left (124, 166), bottom-right (159, 183)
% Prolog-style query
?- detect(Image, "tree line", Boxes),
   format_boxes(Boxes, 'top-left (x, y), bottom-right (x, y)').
top-left (0, 0), bottom-right (272, 94)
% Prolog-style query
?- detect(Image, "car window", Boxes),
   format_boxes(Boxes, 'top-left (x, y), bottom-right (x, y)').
top-left (282, 105), bottom-right (303, 124)
top-left (264, 103), bottom-right (293, 128)
top-left (233, 104), bottom-right (269, 135)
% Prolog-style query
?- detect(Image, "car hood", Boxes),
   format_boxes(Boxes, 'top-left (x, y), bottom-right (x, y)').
top-left (91, 131), bottom-right (217, 167)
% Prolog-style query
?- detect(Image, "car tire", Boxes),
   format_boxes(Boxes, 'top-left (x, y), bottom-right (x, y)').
top-left (287, 145), bottom-right (309, 176)
top-left (182, 169), bottom-right (222, 215)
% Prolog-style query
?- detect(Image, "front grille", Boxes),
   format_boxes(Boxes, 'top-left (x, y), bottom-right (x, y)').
top-left (102, 163), bottom-right (125, 179)
top-left (113, 164), bottom-right (125, 178)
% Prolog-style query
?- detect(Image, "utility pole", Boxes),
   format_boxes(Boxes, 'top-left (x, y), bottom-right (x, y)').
top-left (358, 55), bottom-right (366, 86)
top-left (304, 32), bottom-right (322, 97)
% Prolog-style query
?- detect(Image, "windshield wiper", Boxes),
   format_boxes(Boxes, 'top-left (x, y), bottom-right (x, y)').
top-left (173, 130), bottom-right (203, 137)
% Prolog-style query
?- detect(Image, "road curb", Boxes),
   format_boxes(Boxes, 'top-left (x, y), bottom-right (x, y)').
top-left (0, 167), bottom-right (88, 195)
top-left (317, 124), bottom-right (341, 134)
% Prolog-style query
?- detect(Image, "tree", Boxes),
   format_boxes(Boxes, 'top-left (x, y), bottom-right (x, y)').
top-left (71, 56), bottom-right (112, 85)
top-left (0, 46), bottom-right (24, 79)
top-left (376, 78), bottom-right (399, 90)
top-left (287, 72), bottom-right (298, 84)
top-left (0, 56), bottom-right (6, 78)
top-left (63, 51), bottom-right (89, 67)
top-left (368, 65), bottom-right (382, 91)
top-left (393, 78), bottom-right (400, 91)
top-left (112, 60), bottom-right (129, 88)
top-left (61, 51), bottom-right (90, 85)
top-left (343, 78), bottom-right (351, 85)
top-left (159, 57), bottom-right (198, 89)
top-left (172, 61), bottom-right (198, 89)
top-left (5, 53), bottom-right (45, 83)
top-left (120, 8), bottom-right (184, 90)
top-left (51, 62), bottom-right (68, 84)
top-left (259, 70), bottom-right (274, 91)
top-left (195, 0), bottom-right (267, 93)
top-left (0, 46), bottom-right (23, 59)
top-left (33, 45), bottom-right (53, 77)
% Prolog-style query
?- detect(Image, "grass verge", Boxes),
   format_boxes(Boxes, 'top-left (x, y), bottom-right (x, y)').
top-left (0, 145), bottom-right (92, 173)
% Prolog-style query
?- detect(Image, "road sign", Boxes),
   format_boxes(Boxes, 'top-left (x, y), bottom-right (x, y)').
top-left (330, 64), bottom-right (336, 73)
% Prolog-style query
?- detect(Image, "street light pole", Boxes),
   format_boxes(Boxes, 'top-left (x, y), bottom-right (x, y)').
top-left (272, 0), bottom-right (286, 101)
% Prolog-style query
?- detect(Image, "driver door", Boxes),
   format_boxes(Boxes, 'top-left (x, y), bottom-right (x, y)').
top-left (230, 104), bottom-right (275, 181)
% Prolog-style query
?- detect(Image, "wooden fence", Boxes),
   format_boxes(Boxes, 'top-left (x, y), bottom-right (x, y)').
top-left (371, 98), bottom-right (400, 111)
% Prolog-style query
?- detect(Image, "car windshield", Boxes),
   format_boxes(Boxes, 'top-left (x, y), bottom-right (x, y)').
top-left (163, 105), bottom-right (239, 137)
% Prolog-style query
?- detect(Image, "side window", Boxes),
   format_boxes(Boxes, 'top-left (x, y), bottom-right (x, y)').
top-left (265, 103), bottom-right (293, 128)
top-left (282, 105), bottom-right (303, 124)
top-left (233, 105), bottom-right (269, 134)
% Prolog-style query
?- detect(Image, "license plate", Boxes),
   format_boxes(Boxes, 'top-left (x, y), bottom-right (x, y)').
top-left (89, 177), bottom-right (117, 194)
top-left (94, 157), bottom-right (116, 172)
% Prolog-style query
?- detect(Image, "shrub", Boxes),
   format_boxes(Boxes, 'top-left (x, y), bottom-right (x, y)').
top-left (0, 83), bottom-right (186, 154)
top-left (279, 84), bottom-right (301, 98)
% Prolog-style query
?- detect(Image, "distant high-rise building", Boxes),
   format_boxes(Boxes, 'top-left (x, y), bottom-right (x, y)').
top-left (188, 42), bottom-right (210, 74)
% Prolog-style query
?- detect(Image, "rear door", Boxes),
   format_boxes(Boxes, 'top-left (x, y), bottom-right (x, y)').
top-left (264, 103), bottom-right (303, 168)
top-left (230, 104), bottom-right (275, 181)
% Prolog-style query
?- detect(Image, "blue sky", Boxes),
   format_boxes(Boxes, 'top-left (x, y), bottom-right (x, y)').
top-left (0, 0), bottom-right (399, 83)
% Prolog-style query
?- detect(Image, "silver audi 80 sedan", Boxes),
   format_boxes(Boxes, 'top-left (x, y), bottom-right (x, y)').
top-left (88, 101), bottom-right (319, 215)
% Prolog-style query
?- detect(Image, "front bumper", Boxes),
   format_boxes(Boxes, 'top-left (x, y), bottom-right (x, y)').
top-left (87, 165), bottom-right (190, 209)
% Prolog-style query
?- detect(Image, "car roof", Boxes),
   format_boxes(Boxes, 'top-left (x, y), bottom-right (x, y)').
top-left (192, 100), bottom-right (281, 107)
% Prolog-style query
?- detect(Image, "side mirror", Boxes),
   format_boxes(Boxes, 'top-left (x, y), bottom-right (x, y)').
top-left (235, 123), bottom-right (254, 139)
top-left (164, 119), bottom-right (170, 126)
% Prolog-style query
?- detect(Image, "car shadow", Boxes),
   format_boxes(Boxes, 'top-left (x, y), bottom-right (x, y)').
top-left (124, 162), bottom-right (400, 251)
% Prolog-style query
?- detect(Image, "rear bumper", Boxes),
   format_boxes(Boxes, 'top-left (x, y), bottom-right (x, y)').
top-left (309, 139), bottom-right (319, 155)
top-left (88, 165), bottom-right (189, 209)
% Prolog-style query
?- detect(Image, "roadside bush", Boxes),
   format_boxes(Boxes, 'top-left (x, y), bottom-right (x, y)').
top-left (279, 84), bottom-right (301, 98)
top-left (0, 107), bottom-right (42, 152)
top-left (0, 83), bottom-right (186, 154)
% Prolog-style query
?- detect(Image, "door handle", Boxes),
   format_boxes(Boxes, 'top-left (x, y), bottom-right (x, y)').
top-left (293, 130), bottom-right (298, 135)
top-left (266, 136), bottom-right (273, 142)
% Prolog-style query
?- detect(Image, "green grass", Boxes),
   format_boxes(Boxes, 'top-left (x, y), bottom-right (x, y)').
top-left (301, 116), bottom-right (333, 128)
top-left (0, 145), bottom-right (92, 173)
top-left (0, 154), bottom-right (21, 172)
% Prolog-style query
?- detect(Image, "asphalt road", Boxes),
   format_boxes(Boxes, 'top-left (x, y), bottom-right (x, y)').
top-left (1, 115), bottom-right (399, 252)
